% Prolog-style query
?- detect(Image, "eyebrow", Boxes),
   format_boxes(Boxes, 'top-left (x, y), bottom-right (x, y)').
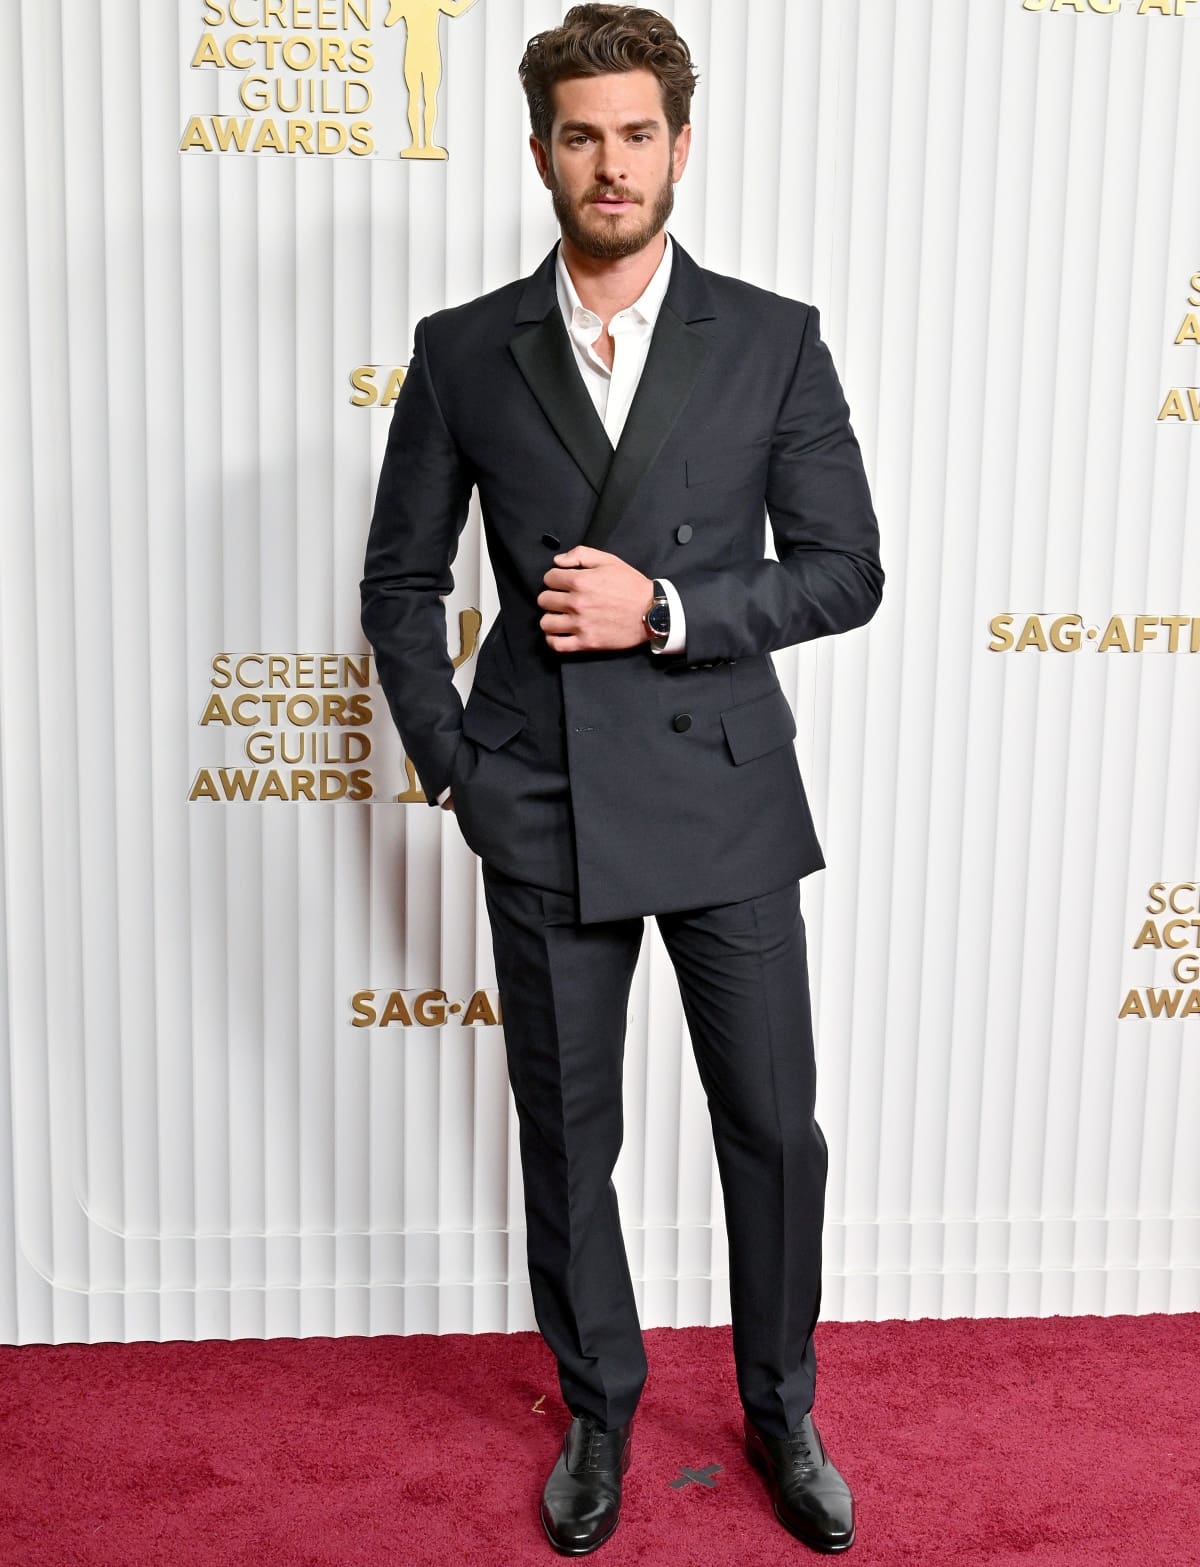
top-left (557, 118), bottom-right (661, 136)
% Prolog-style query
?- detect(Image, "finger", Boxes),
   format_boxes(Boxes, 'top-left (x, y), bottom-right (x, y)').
top-left (542, 569), bottom-right (588, 592)
top-left (553, 546), bottom-right (608, 568)
top-left (544, 632), bottom-right (581, 653)
top-left (539, 611), bottom-right (575, 634)
top-left (536, 588), bottom-right (573, 609)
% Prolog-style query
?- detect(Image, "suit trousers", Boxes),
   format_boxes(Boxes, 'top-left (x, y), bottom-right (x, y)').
top-left (480, 860), bottom-right (830, 1440)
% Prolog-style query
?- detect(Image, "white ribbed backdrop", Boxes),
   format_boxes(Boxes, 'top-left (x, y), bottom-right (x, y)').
top-left (1, 0), bottom-right (1198, 1344)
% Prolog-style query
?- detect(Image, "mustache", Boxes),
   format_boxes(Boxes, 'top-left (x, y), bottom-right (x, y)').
top-left (582, 188), bottom-right (642, 204)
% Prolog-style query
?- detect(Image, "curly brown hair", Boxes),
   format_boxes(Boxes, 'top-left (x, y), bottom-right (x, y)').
top-left (518, 4), bottom-right (700, 147)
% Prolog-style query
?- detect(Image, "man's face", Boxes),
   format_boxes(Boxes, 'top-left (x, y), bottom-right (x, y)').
top-left (531, 68), bottom-right (691, 260)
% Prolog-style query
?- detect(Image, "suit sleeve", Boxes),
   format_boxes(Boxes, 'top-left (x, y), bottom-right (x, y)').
top-left (667, 305), bottom-right (883, 664)
top-left (360, 315), bottom-right (474, 806)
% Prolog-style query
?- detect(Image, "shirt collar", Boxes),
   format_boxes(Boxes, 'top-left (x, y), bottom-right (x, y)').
top-left (555, 231), bottom-right (675, 333)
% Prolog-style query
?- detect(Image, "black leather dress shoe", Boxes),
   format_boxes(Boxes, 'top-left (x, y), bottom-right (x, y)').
top-left (744, 1411), bottom-right (855, 1553)
top-left (539, 1414), bottom-right (633, 1555)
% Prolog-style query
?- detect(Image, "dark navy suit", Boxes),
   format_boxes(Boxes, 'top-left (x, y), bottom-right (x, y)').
top-left (361, 235), bottom-right (882, 1435)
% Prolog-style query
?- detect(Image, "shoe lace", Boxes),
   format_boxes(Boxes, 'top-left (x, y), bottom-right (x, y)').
top-left (778, 1426), bottom-right (817, 1474)
top-left (579, 1416), bottom-right (611, 1472)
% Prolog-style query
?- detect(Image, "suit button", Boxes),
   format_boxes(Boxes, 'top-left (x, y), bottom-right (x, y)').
top-left (675, 523), bottom-right (693, 543)
top-left (541, 531), bottom-right (561, 549)
top-left (672, 712), bottom-right (692, 732)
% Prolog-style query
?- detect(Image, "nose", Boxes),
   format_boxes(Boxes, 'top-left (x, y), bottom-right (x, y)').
top-left (593, 134), bottom-right (627, 185)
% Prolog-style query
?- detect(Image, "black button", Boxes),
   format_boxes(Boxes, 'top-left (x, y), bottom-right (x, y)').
top-left (672, 713), bottom-right (692, 732)
top-left (675, 523), bottom-right (693, 543)
top-left (541, 531), bottom-right (561, 549)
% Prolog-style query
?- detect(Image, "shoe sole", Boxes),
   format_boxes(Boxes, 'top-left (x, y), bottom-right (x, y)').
top-left (744, 1437), bottom-right (856, 1554)
top-left (539, 1507), bottom-right (621, 1556)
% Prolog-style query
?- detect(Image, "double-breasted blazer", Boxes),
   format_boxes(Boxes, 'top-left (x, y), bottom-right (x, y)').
top-left (360, 235), bottom-right (883, 923)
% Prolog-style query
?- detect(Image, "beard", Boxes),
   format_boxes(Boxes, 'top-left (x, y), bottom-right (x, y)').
top-left (549, 162), bottom-right (676, 260)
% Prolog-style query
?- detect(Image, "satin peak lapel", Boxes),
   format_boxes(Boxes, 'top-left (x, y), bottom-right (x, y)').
top-left (507, 237), bottom-right (717, 532)
top-left (582, 303), bottom-right (711, 552)
top-left (510, 306), bottom-right (613, 496)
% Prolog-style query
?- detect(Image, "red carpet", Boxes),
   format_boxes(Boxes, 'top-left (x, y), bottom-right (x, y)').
top-left (1, 1314), bottom-right (1196, 1564)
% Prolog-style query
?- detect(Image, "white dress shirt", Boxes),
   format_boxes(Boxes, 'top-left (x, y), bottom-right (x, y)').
top-left (554, 232), bottom-right (686, 656)
top-left (441, 234), bottom-right (686, 806)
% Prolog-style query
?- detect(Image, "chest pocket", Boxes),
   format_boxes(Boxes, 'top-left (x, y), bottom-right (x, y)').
top-left (686, 436), bottom-right (772, 488)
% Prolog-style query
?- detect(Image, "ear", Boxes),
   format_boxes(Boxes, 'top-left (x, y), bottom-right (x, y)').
top-left (529, 133), bottom-right (552, 189)
top-left (671, 122), bottom-right (692, 183)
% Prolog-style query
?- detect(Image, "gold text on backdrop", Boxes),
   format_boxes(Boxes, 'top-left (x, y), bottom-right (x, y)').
top-left (350, 365), bottom-right (408, 406)
top-left (1157, 269), bottom-right (1200, 420)
top-left (189, 628), bottom-right (480, 803)
top-left (350, 989), bottom-right (503, 1026)
top-left (1024, 0), bottom-right (1200, 13)
top-left (988, 614), bottom-right (1200, 652)
top-left (1119, 884), bottom-right (1200, 1018)
top-left (181, 0), bottom-right (482, 157)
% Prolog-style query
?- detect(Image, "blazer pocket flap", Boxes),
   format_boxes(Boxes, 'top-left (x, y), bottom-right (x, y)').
top-left (462, 687), bottom-right (528, 751)
top-left (721, 685), bottom-right (797, 765)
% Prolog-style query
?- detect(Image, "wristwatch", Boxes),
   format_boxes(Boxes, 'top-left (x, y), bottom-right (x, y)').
top-left (642, 579), bottom-right (670, 651)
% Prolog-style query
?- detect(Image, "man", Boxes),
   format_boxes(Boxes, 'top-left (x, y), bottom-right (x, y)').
top-left (360, 5), bottom-right (882, 1555)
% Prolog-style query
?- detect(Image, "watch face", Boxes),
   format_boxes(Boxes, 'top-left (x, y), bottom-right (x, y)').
top-left (647, 602), bottom-right (671, 636)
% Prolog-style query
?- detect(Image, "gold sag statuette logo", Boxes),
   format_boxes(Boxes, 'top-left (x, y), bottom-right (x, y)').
top-left (188, 627), bottom-right (480, 804)
top-left (180, 0), bottom-right (481, 158)
top-left (1158, 270), bottom-right (1200, 423)
top-left (1120, 883), bottom-right (1200, 1019)
top-left (351, 987), bottom-right (502, 1026)
top-left (988, 614), bottom-right (1200, 652)
top-left (1024, 0), bottom-right (1200, 12)
top-left (384, 0), bottom-right (479, 160)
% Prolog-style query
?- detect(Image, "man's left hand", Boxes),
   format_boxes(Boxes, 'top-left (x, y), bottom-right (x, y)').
top-left (537, 546), bottom-right (654, 653)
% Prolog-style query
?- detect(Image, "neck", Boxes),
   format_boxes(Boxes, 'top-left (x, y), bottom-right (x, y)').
top-left (559, 230), bottom-right (667, 323)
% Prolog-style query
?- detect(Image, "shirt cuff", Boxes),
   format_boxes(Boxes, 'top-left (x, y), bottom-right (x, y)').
top-left (436, 783), bottom-right (452, 804)
top-left (652, 576), bottom-right (686, 655)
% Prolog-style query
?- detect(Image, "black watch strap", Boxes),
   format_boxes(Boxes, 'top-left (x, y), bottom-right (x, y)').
top-left (644, 579), bottom-right (670, 650)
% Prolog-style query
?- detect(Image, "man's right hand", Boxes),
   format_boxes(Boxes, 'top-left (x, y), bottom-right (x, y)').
top-left (441, 791), bottom-right (456, 812)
